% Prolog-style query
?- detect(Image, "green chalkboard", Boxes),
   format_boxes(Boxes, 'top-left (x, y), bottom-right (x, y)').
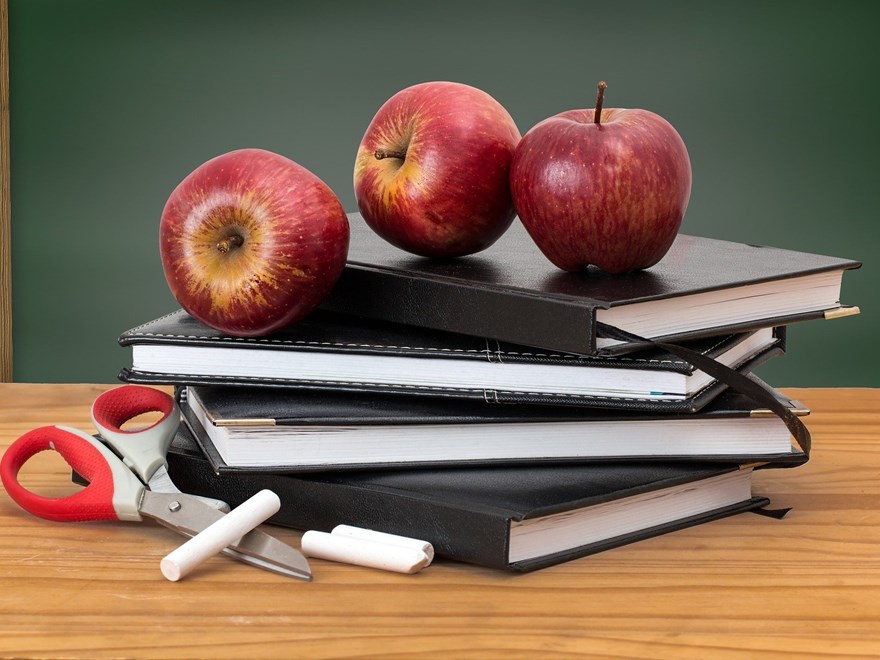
top-left (7, 0), bottom-right (878, 385)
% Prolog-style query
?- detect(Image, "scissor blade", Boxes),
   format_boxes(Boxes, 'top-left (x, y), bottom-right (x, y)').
top-left (146, 464), bottom-right (231, 513)
top-left (139, 491), bottom-right (312, 581)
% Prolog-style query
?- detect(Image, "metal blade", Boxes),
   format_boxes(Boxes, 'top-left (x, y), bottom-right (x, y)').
top-left (139, 491), bottom-right (312, 581)
top-left (145, 464), bottom-right (231, 513)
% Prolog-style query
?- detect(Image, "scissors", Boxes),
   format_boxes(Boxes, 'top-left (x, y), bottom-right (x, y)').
top-left (0, 385), bottom-right (312, 581)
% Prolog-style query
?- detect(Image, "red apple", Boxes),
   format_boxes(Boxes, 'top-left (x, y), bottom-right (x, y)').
top-left (354, 81), bottom-right (521, 258)
top-left (159, 148), bottom-right (349, 337)
top-left (510, 82), bottom-right (692, 273)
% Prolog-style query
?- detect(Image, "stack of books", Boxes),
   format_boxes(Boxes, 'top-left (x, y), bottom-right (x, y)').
top-left (119, 213), bottom-right (860, 572)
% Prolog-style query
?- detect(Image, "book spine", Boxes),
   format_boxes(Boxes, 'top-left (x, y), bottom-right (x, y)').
top-left (166, 448), bottom-right (514, 569)
top-left (322, 266), bottom-right (599, 355)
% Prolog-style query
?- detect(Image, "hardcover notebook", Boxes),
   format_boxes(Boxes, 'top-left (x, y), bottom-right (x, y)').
top-left (320, 212), bottom-right (861, 355)
top-left (164, 424), bottom-right (776, 572)
top-left (178, 380), bottom-right (809, 472)
top-left (119, 310), bottom-right (785, 412)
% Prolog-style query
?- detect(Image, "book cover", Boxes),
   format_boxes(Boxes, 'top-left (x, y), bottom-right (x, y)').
top-left (178, 380), bottom-right (809, 472)
top-left (164, 424), bottom-right (775, 572)
top-left (320, 212), bottom-right (860, 355)
top-left (118, 309), bottom-right (785, 412)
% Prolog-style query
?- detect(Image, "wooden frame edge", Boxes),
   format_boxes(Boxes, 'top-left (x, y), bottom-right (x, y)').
top-left (0, 0), bottom-right (10, 382)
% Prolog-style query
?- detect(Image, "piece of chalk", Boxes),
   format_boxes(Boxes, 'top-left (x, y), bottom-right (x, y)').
top-left (301, 530), bottom-right (431, 574)
top-left (331, 524), bottom-right (434, 562)
top-left (160, 489), bottom-right (281, 582)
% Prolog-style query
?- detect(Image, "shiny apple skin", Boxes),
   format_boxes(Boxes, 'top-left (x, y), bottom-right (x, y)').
top-left (510, 108), bottom-right (692, 273)
top-left (160, 148), bottom-right (350, 337)
top-left (354, 81), bottom-right (521, 258)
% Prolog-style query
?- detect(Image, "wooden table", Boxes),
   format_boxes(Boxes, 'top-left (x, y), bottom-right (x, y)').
top-left (0, 384), bottom-right (878, 658)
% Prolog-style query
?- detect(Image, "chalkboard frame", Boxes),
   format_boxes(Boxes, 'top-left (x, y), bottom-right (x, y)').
top-left (1, 0), bottom-right (11, 382)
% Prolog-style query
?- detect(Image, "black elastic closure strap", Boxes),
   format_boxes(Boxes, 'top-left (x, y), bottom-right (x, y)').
top-left (596, 323), bottom-right (811, 456)
top-left (751, 505), bottom-right (793, 519)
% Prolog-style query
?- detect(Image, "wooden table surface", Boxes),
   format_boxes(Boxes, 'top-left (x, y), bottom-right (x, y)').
top-left (0, 383), bottom-right (878, 658)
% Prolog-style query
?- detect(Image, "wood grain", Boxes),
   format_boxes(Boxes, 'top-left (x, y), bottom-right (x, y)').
top-left (0, 384), bottom-right (878, 658)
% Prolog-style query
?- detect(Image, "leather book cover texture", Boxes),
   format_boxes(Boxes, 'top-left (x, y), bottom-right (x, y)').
top-left (320, 212), bottom-right (860, 354)
top-left (165, 423), bottom-right (772, 572)
top-left (118, 309), bottom-right (785, 413)
top-left (176, 378), bottom-right (809, 472)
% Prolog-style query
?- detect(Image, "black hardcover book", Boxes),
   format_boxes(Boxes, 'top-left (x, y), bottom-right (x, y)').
top-left (164, 424), bottom-right (776, 572)
top-left (178, 379), bottom-right (809, 472)
top-left (320, 212), bottom-right (860, 355)
top-left (119, 309), bottom-right (784, 412)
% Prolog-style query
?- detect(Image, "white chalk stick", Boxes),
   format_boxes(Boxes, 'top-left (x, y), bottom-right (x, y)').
top-left (301, 530), bottom-right (431, 574)
top-left (331, 524), bottom-right (435, 562)
top-left (160, 489), bottom-right (281, 582)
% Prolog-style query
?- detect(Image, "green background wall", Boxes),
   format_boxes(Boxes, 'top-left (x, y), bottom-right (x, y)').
top-left (7, 0), bottom-right (877, 385)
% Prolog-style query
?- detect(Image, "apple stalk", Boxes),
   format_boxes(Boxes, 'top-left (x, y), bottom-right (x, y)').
top-left (374, 148), bottom-right (407, 161)
top-left (594, 81), bottom-right (607, 126)
top-left (216, 234), bottom-right (244, 254)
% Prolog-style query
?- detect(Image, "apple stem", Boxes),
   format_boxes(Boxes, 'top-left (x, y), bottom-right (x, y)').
top-left (595, 80), bottom-right (607, 125)
top-left (217, 233), bottom-right (244, 254)
top-left (374, 148), bottom-right (407, 161)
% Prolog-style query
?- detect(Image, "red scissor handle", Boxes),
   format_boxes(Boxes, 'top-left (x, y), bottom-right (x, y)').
top-left (90, 385), bottom-right (180, 484)
top-left (91, 385), bottom-right (175, 435)
top-left (0, 425), bottom-right (144, 523)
